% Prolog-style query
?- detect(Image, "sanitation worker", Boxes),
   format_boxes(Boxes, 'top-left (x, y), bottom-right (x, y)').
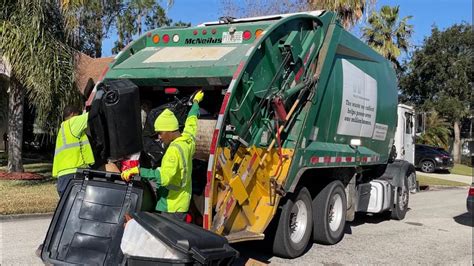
top-left (52, 105), bottom-right (95, 196)
top-left (121, 91), bottom-right (203, 221)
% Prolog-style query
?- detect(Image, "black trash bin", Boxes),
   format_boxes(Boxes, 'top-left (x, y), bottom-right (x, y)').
top-left (124, 212), bottom-right (238, 265)
top-left (40, 169), bottom-right (155, 265)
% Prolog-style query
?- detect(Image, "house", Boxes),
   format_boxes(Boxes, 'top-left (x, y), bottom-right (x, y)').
top-left (0, 54), bottom-right (114, 150)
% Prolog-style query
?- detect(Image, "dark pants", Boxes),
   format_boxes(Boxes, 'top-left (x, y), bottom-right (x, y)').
top-left (160, 211), bottom-right (187, 221)
top-left (56, 173), bottom-right (75, 197)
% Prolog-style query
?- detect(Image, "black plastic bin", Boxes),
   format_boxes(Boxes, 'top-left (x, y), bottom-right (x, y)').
top-left (125, 212), bottom-right (238, 265)
top-left (88, 79), bottom-right (143, 162)
top-left (41, 169), bottom-right (155, 265)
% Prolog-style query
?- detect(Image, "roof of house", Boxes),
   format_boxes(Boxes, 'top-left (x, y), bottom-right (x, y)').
top-left (75, 53), bottom-right (114, 97)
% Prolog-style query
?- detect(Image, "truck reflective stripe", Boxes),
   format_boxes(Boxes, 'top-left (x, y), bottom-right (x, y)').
top-left (232, 61), bottom-right (245, 80)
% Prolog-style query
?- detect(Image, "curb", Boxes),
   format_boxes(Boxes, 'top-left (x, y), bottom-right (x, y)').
top-left (419, 185), bottom-right (469, 192)
top-left (0, 212), bottom-right (54, 221)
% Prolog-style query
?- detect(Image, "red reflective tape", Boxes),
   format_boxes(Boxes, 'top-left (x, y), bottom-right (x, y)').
top-left (324, 156), bottom-right (331, 163)
top-left (206, 171), bottom-right (213, 183)
top-left (346, 156), bottom-right (353, 162)
top-left (219, 92), bottom-right (231, 115)
top-left (204, 184), bottom-right (210, 197)
top-left (98, 65), bottom-right (109, 81)
top-left (295, 67), bottom-right (304, 82)
top-left (335, 157), bottom-right (342, 163)
top-left (248, 153), bottom-right (258, 170)
top-left (362, 157), bottom-right (368, 162)
top-left (303, 51), bottom-right (311, 64)
top-left (225, 197), bottom-right (234, 216)
top-left (204, 214), bottom-right (209, 229)
top-left (232, 61), bottom-right (245, 80)
top-left (209, 129), bottom-right (219, 154)
top-left (310, 156), bottom-right (319, 164)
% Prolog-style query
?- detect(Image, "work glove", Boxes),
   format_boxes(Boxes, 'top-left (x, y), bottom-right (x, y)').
top-left (121, 166), bottom-right (139, 182)
top-left (193, 90), bottom-right (204, 103)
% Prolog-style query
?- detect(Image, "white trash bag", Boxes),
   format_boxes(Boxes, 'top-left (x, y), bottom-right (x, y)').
top-left (121, 219), bottom-right (185, 260)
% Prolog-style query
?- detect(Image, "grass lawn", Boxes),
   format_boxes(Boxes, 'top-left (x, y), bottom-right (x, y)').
top-left (450, 164), bottom-right (473, 176)
top-left (0, 179), bottom-right (58, 215)
top-left (417, 174), bottom-right (468, 187)
top-left (0, 152), bottom-right (57, 215)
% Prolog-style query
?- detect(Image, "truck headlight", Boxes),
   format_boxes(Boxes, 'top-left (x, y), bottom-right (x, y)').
top-left (435, 157), bottom-right (442, 162)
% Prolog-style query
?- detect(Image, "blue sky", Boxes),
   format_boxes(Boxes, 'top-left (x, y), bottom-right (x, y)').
top-left (102, 0), bottom-right (472, 56)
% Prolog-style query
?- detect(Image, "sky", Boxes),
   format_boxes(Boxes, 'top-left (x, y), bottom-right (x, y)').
top-left (102, 0), bottom-right (473, 57)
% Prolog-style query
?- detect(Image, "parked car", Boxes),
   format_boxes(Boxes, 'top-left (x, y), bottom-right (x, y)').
top-left (467, 183), bottom-right (474, 214)
top-left (415, 144), bottom-right (454, 173)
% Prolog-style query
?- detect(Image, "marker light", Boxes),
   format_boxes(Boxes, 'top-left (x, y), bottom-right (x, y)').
top-left (162, 34), bottom-right (170, 43)
top-left (173, 34), bottom-right (180, 43)
top-left (165, 87), bottom-right (178, 94)
top-left (211, 28), bottom-right (217, 34)
top-left (202, 29), bottom-right (207, 35)
top-left (152, 34), bottom-right (160, 43)
top-left (243, 30), bottom-right (252, 40)
top-left (255, 29), bottom-right (263, 38)
top-left (193, 30), bottom-right (198, 35)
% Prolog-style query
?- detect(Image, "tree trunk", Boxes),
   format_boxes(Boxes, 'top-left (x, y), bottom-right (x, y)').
top-left (453, 120), bottom-right (461, 164)
top-left (7, 75), bottom-right (24, 173)
top-left (94, 16), bottom-right (103, 58)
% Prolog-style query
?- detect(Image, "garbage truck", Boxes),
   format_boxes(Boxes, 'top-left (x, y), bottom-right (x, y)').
top-left (41, 10), bottom-right (417, 263)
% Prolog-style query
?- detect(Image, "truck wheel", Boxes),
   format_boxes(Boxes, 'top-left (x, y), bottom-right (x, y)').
top-left (312, 180), bottom-right (347, 245)
top-left (272, 187), bottom-right (312, 258)
top-left (391, 176), bottom-right (409, 220)
top-left (420, 160), bottom-right (435, 173)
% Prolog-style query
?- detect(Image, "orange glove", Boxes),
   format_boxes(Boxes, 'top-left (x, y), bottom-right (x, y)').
top-left (121, 166), bottom-right (139, 182)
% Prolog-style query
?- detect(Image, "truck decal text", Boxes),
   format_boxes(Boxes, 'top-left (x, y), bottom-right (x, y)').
top-left (185, 37), bottom-right (222, 45)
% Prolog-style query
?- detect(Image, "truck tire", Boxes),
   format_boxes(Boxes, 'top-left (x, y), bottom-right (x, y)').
top-left (420, 160), bottom-right (435, 173)
top-left (391, 175), bottom-right (409, 220)
top-left (312, 180), bottom-right (347, 245)
top-left (272, 187), bottom-right (312, 258)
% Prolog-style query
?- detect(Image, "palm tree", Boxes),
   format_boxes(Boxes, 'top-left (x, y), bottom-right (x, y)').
top-left (309, 0), bottom-right (376, 29)
top-left (362, 5), bottom-right (413, 70)
top-left (417, 111), bottom-right (451, 150)
top-left (0, 0), bottom-right (80, 172)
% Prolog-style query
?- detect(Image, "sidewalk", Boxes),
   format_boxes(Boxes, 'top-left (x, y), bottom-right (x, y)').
top-left (416, 171), bottom-right (472, 185)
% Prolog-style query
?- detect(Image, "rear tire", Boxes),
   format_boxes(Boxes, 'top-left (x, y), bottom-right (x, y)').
top-left (272, 187), bottom-right (312, 258)
top-left (391, 175), bottom-right (409, 220)
top-left (312, 180), bottom-right (347, 245)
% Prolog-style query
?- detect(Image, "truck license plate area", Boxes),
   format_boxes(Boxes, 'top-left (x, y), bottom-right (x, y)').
top-left (222, 31), bottom-right (243, 44)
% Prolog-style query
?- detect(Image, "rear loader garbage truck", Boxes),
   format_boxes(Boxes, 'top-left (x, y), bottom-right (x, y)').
top-left (40, 10), bottom-right (417, 264)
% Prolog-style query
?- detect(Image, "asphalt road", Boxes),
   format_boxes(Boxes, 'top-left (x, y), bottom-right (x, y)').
top-left (0, 188), bottom-right (472, 265)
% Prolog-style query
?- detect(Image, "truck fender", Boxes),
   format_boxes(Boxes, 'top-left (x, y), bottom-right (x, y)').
top-left (381, 160), bottom-right (416, 188)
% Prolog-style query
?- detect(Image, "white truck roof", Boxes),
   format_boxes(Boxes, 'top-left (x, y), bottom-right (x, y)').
top-left (198, 10), bottom-right (325, 27)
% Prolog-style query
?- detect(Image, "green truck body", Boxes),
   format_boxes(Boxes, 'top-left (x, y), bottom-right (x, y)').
top-left (97, 10), bottom-right (411, 258)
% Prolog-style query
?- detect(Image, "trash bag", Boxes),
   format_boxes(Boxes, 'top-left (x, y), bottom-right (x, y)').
top-left (140, 97), bottom-right (192, 169)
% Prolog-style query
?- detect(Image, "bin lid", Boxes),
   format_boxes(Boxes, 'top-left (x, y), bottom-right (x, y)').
top-left (41, 170), bottom-right (144, 265)
top-left (132, 212), bottom-right (238, 264)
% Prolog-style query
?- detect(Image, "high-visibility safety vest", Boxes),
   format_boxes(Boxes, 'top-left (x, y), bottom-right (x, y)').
top-left (140, 103), bottom-right (199, 213)
top-left (52, 113), bottom-right (95, 178)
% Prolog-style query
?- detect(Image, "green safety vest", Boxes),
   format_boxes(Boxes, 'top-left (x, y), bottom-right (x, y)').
top-left (140, 103), bottom-right (198, 213)
top-left (52, 114), bottom-right (95, 178)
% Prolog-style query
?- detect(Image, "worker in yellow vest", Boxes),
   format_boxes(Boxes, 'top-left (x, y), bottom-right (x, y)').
top-left (122, 91), bottom-right (203, 221)
top-left (52, 105), bottom-right (95, 196)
